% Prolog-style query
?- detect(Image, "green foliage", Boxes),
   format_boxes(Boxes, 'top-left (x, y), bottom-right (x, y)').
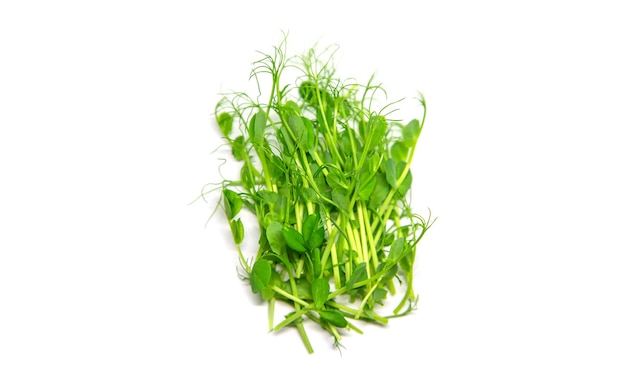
top-left (388, 237), bottom-right (406, 264)
top-left (346, 262), bottom-right (368, 293)
top-left (311, 278), bottom-right (330, 309)
top-left (229, 218), bottom-right (244, 245)
top-left (250, 109), bottom-right (267, 145)
top-left (250, 258), bottom-right (272, 294)
top-left (282, 226), bottom-right (307, 253)
top-left (212, 36), bottom-right (434, 354)
top-left (402, 119), bottom-right (422, 147)
top-left (319, 310), bottom-right (348, 328)
top-left (266, 221), bottom-right (286, 254)
top-left (217, 112), bottom-right (233, 137)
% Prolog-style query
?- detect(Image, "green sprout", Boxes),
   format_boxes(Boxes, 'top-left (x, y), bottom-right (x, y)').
top-left (212, 35), bottom-right (434, 354)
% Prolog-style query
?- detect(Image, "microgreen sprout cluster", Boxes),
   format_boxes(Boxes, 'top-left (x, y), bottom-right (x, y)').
top-left (213, 37), bottom-right (433, 353)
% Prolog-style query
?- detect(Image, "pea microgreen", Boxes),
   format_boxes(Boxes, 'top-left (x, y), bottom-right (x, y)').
top-left (211, 35), bottom-right (435, 353)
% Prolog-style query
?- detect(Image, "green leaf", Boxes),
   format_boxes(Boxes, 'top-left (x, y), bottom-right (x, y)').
top-left (262, 212), bottom-right (281, 228)
top-left (223, 189), bottom-right (242, 220)
top-left (314, 173), bottom-right (328, 195)
top-left (311, 278), bottom-right (330, 309)
top-left (319, 310), bottom-right (348, 328)
top-left (402, 119), bottom-right (422, 147)
top-left (383, 233), bottom-right (395, 246)
top-left (288, 114), bottom-right (308, 149)
top-left (283, 100), bottom-right (301, 115)
top-left (229, 218), bottom-right (244, 244)
top-left (217, 112), bottom-right (233, 137)
top-left (400, 253), bottom-right (412, 273)
top-left (231, 135), bottom-right (246, 161)
top-left (341, 129), bottom-right (352, 153)
top-left (285, 279), bottom-right (312, 299)
top-left (258, 190), bottom-right (280, 205)
top-left (240, 163), bottom-right (254, 191)
top-left (302, 213), bottom-right (320, 242)
top-left (268, 153), bottom-right (286, 178)
top-left (307, 228), bottom-right (325, 250)
top-left (274, 191), bottom-right (288, 220)
top-left (381, 263), bottom-right (398, 284)
top-left (397, 168), bottom-right (412, 197)
top-left (300, 187), bottom-right (318, 203)
top-left (261, 286), bottom-right (275, 301)
top-left (250, 258), bottom-right (272, 294)
top-left (331, 190), bottom-right (348, 213)
top-left (368, 115), bottom-right (387, 147)
top-left (299, 81), bottom-right (317, 103)
top-left (282, 226), bottom-right (307, 253)
top-left (302, 214), bottom-right (324, 249)
top-left (266, 221), bottom-right (286, 254)
top-left (369, 151), bottom-right (381, 172)
top-left (278, 126), bottom-right (295, 155)
top-left (262, 252), bottom-right (294, 270)
top-left (343, 156), bottom-right (354, 173)
top-left (302, 117), bottom-right (315, 152)
top-left (388, 237), bottom-right (406, 263)
top-left (326, 169), bottom-right (349, 192)
top-left (372, 288), bottom-right (388, 304)
top-left (250, 109), bottom-right (266, 145)
top-left (312, 247), bottom-right (322, 278)
top-left (391, 141), bottom-right (408, 162)
top-left (368, 172), bottom-right (390, 209)
top-left (385, 158), bottom-right (397, 188)
top-left (357, 172), bottom-right (376, 201)
top-left (346, 262), bottom-right (368, 292)
top-left (296, 280), bottom-right (313, 299)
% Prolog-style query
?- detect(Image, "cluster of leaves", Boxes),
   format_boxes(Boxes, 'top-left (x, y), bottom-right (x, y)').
top-left (213, 37), bottom-right (434, 353)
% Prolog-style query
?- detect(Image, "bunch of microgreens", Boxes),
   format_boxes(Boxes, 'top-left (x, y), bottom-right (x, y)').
top-left (210, 37), bottom-right (434, 353)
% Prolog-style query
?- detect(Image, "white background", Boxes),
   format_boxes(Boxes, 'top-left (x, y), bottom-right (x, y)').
top-left (2, 0), bottom-right (625, 376)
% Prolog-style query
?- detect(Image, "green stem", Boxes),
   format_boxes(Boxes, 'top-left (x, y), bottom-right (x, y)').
top-left (273, 304), bottom-right (314, 332)
top-left (236, 244), bottom-right (250, 272)
top-left (268, 297), bottom-right (275, 330)
top-left (355, 276), bottom-right (383, 319)
top-left (361, 202), bottom-right (379, 267)
top-left (321, 219), bottom-right (342, 288)
top-left (272, 286), bottom-right (309, 307)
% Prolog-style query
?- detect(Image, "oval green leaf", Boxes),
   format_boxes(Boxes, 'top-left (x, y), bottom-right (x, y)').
top-left (288, 114), bottom-right (307, 149)
top-left (397, 168), bottom-right (412, 197)
top-left (402, 119), bottom-right (421, 147)
top-left (250, 109), bottom-right (266, 145)
top-left (319, 310), bottom-right (348, 328)
top-left (368, 115), bottom-right (387, 147)
top-left (331, 190), bottom-right (348, 213)
top-left (223, 189), bottom-right (242, 220)
top-left (281, 226), bottom-right (307, 253)
top-left (229, 218), bottom-right (244, 245)
top-left (312, 248), bottom-right (322, 278)
top-left (300, 187), bottom-right (318, 203)
top-left (311, 278), bottom-right (330, 309)
top-left (346, 262), bottom-right (368, 292)
top-left (302, 117), bottom-right (315, 152)
top-left (217, 112), bottom-right (233, 137)
top-left (388, 237), bottom-right (406, 263)
top-left (368, 172), bottom-right (390, 209)
top-left (302, 213), bottom-right (320, 242)
top-left (307, 228), bottom-right (325, 250)
top-left (231, 135), bottom-right (246, 161)
top-left (357, 172), bottom-right (376, 201)
top-left (250, 258), bottom-right (272, 294)
top-left (391, 141), bottom-right (408, 162)
top-left (266, 221), bottom-right (286, 254)
top-left (385, 158), bottom-right (397, 189)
